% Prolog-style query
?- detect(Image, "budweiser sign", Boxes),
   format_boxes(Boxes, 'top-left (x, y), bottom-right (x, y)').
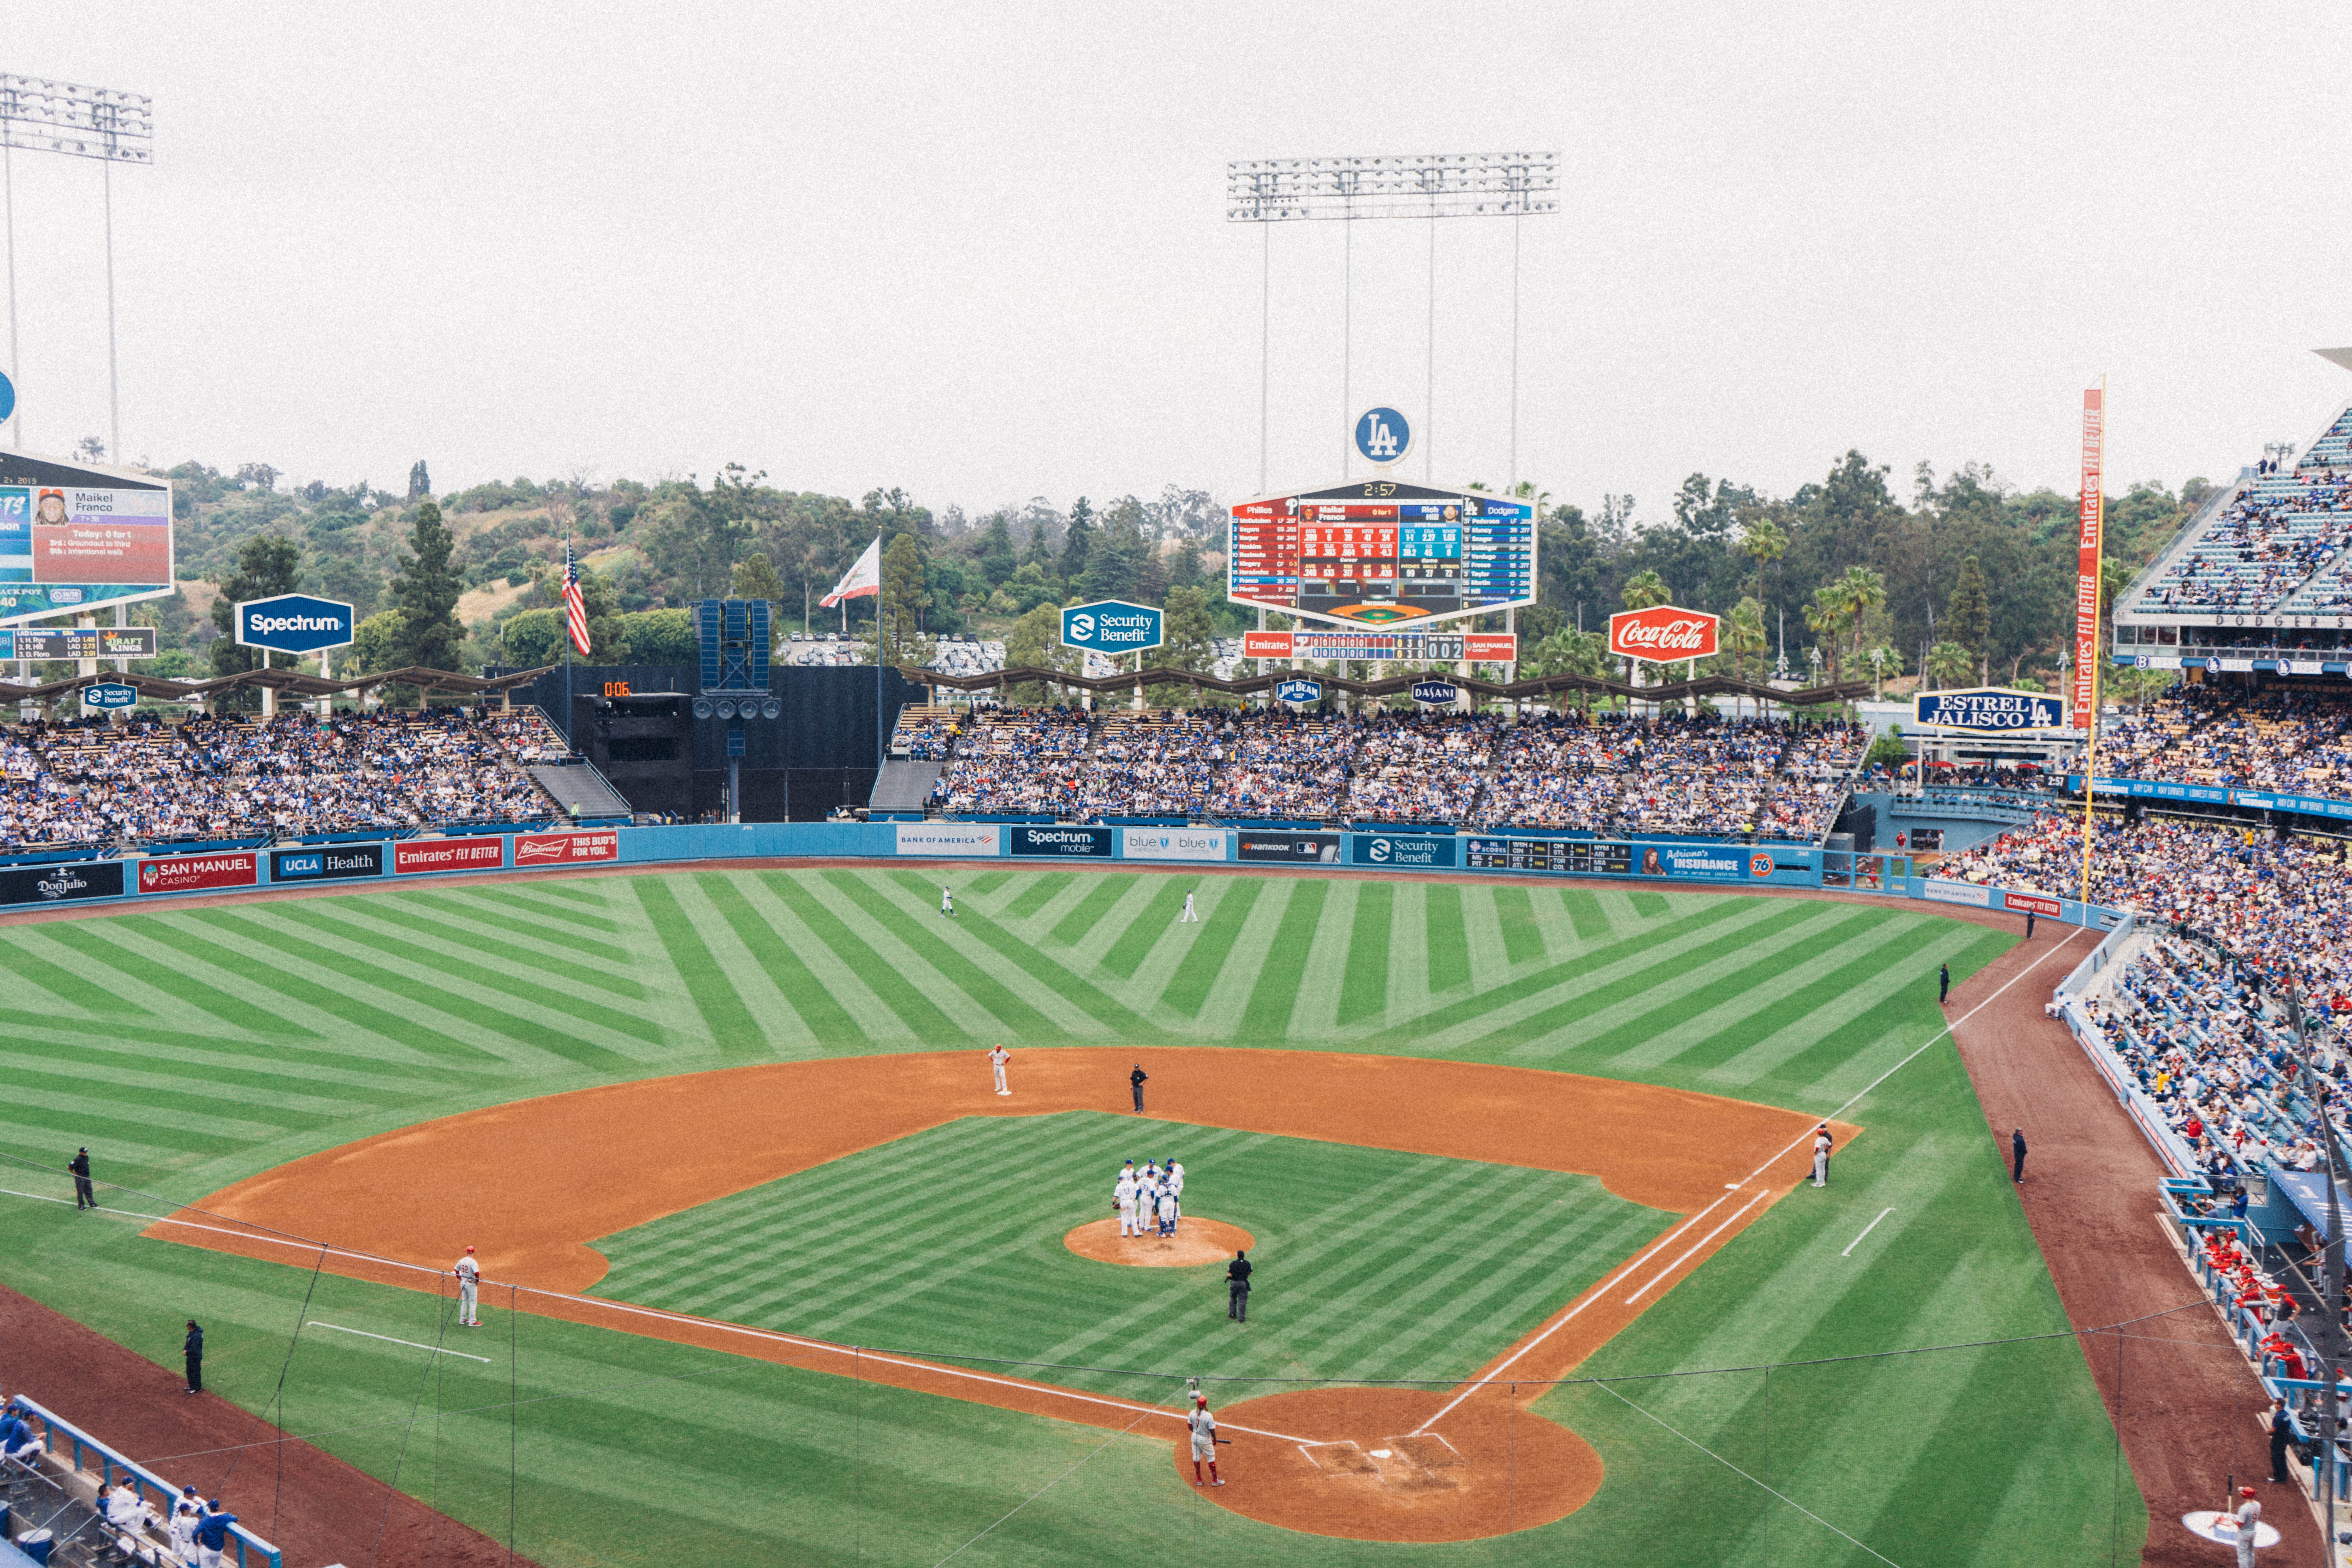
top-left (515, 830), bottom-right (621, 867)
top-left (1609, 605), bottom-right (1719, 662)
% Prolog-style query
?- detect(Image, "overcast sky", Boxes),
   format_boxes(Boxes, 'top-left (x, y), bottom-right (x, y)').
top-left (7, 2), bottom-right (2351, 527)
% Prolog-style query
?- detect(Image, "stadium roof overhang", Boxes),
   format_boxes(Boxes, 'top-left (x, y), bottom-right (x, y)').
top-left (900, 664), bottom-right (1871, 707)
top-left (0, 664), bottom-right (558, 702)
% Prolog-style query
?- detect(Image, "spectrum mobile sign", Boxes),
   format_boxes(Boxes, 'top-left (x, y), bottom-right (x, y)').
top-left (1060, 600), bottom-right (1163, 655)
top-left (1913, 687), bottom-right (2067, 731)
top-left (1608, 605), bottom-right (1719, 663)
top-left (236, 593), bottom-right (355, 654)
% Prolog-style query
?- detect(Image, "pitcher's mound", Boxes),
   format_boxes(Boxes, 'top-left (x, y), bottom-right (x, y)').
top-left (1064, 1217), bottom-right (1253, 1267)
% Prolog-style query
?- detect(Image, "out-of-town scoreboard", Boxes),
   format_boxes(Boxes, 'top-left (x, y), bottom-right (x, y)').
top-left (1229, 480), bottom-right (1535, 628)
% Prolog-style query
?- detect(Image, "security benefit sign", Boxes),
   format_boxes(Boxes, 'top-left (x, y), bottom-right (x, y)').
top-left (1913, 688), bottom-right (2067, 732)
top-left (1060, 601), bottom-right (1163, 656)
top-left (1349, 833), bottom-right (1459, 870)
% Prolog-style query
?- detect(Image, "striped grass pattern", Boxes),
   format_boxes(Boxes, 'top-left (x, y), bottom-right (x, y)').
top-left (593, 1111), bottom-right (1668, 1401)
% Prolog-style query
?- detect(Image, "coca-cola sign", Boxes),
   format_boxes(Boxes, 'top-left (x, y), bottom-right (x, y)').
top-left (1608, 605), bottom-right (1719, 662)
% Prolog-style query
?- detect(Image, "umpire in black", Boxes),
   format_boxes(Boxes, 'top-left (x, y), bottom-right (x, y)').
top-left (183, 1320), bottom-right (204, 1395)
top-left (1226, 1249), bottom-right (1252, 1322)
top-left (70, 1147), bottom-right (94, 1209)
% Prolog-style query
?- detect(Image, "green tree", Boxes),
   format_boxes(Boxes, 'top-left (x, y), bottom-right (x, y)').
top-left (348, 609), bottom-right (410, 676)
top-left (1926, 640), bottom-right (1974, 689)
top-left (1726, 596), bottom-right (1768, 686)
top-left (1059, 496), bottom-right (1094, 584)
top-left (1003, 602), bottom-right (1078, 704)
top-left (209, 532), bottom-right (306, 679)
top-left (731, 553), bottom-right (785, 604)
top-left (878, 532), bottom-right (933, 668)
top-left (976, 512), bottom-right (1018, 586)
top-left (1740, 515), bottom-right (1788, 605)
top-left (1837, 564), bottom-right (1887, 673)
top-left (1944, 555), bottom-right (1993, 682)
top-left (388, 501), bottom-right (464, 671)
top-left (501, 608), bottom-right (564, 668)
top-left (1151, 584), bottom-right (1216, 706)
top-left (618, 608), bottom-right (695, 664)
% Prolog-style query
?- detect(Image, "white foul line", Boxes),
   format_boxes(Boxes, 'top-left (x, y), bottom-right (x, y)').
top-left (1842, 1208), bottom-right (1895, 1258)
top-left (307, 1322), bottom-right (492, 1363)
top-left (2, 1189), bottom-right (1321, 1446)
top-left (1624, 1192), bottom-right (1767, 1304)
top-left (1413, 923), bottom-right (2089, 1437)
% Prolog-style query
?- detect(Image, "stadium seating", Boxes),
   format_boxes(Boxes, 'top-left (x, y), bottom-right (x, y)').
top-left (2094, 684), bottom-right (2352, 792)
top-left (929, 708), bottom-right (1092, 814)
top-left (0, 709), bottom-right (563, 851)
top-left (2132, 408), bottom-right (2352, 615)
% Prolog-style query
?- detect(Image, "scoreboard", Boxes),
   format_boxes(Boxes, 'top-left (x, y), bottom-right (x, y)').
top-left (1465, 837), bottom-right (1634, 875)
top-left (1230, 479), bottom-right (1536, 628)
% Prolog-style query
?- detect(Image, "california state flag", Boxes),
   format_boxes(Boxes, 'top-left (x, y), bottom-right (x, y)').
top-left (820, 535), bottom-right (883, 607)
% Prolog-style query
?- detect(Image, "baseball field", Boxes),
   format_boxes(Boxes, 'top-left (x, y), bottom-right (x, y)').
top-left (0, 865), bottom-right (2142, 1564)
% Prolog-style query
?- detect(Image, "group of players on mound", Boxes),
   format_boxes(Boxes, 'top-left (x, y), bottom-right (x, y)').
top-left (1114, 1157), bottom-right (1185, 1238)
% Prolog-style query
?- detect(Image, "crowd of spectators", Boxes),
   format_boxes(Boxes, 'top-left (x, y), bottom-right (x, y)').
top-left (485, 706), bottom-right (573, 762)
top-left (0, 708), bottom-right (563, 850)
top-left (2136, 457), bottom-right (2352, 617)
top-left (920, 704), bottom-right (1867, 837)
top-left (2098, 684), bottom-right (2352, 794)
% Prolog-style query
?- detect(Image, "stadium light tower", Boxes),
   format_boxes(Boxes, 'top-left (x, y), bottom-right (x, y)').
top-left (1227, 152), bottom-right (1558, 490)
top-left (0, 73), bottom-right (154, 460)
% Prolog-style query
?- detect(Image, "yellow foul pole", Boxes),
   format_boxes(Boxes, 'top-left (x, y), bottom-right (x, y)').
top-left (2077, 381), bottom-right (2106, 908)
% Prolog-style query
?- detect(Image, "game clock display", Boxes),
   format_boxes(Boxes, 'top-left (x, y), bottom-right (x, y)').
top-left (1229, 480), bottom-right (1534, 627)
top-left (1465, 838), bottom-right (1635, 875)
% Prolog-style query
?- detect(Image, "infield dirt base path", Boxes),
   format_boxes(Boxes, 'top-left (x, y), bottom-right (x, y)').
top-left (156, 1047), bottom-right (1847, 1543)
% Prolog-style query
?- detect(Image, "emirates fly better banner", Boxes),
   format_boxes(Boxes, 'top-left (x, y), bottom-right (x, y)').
top-left (1608, 605), bottom-right (1719, 663)
top-left (2074, 388), bottom-right (2105, 732)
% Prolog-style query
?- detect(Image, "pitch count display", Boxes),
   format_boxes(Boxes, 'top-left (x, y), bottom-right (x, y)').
top-left (1229, 479), bottom-right (1535, 628)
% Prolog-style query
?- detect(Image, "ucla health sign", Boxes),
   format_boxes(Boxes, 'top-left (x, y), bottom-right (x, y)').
top-left (1060, 600), bottom-right (1163, 655)
top-left (1913, 687), bottom-right (2065, 731)
top-left (236, 593), bottom-right (355, 654)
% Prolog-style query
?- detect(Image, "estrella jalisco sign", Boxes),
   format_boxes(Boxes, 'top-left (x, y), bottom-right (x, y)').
top-left (1060, 600), bottom-right (1163, 655)
top-left (1913, 687), bottom-right (2067, 732)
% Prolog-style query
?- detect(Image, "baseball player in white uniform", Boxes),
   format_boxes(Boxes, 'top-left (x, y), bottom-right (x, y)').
top-left (1180, 891), bottom-right (1198, 922)
top-left (1167, 1159), bottom-right (1185, 1218)
top-left (1188, 1394), bottom-right (1224, 1485)
top-left (987, 1044), bottom-right (1011, 1095)
top-left (1156, 1185), bottom-right (1178, 1237)
top-left (1116, 1172), bottom-right (1140, 1237)
top-left (456, 1245), bottom-right (482, 1327)
top-left (1810, 1126), bottom-right (1832, 1189)
top-left (940, 885), bottom-right (955, 916)
top-left (168, 1492), bottom-right (201, 1561)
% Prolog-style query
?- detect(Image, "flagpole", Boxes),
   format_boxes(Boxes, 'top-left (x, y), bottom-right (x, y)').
top-left (564, 537), bottom-right (573, 747)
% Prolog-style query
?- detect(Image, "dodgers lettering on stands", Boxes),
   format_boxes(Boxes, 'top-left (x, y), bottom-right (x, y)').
top-left (1350, 833), bottom-right (1457, 869)
top-left (270, 844), bottom-right (385, 882)
top-left (393, 838), bottom-right (506, 875)
top-left (136, 853), bottom-right (257, 895)
top-left (514, 830), bottom-right (620, 867)
top-left (0, 861), bottom-right (125, 906)
top-left (1013, 826), bottom-right (1111, 857)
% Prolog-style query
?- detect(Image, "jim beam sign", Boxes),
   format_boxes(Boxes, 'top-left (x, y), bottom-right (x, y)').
top-left (1608, 605), bottom-right (1719, 664)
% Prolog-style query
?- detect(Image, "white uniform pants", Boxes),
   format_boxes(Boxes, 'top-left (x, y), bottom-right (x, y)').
top-left (459, 1276), bottom-right (479, 1324)
top-left (1811, 1151), bottom-right (1827, 1187)
top-left (1120, 1203), bottom-right (1138, 1236)
top-left (992, 1064), bottom-right (1008, 1094)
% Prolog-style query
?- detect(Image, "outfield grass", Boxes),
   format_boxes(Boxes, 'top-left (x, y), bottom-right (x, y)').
top-left (0, 867), bottom-right (2143, 1564)
top-left (594, 1111), bottom-right (1668, 1401)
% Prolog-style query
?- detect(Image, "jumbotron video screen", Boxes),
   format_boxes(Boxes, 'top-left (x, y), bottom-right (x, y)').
top-left (1228, 480), bottom-right (1535, 627)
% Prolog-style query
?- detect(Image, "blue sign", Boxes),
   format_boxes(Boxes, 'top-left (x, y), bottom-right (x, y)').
top-left (270, 843), bottom-right (385, 882)
top-left (0, 371), bottom-right (14, 423)
top-left (1350, 832), bottom-right (1458, 869)
top-left (1354, 407), bottom-right (1411, 467)
top-left (1913, 686), bottom-right (2065, 731)
top-left (1060, 600), bottom-right (1163, 655)
top-left (1011, 825), bottom-right (1112, 857)
top-left (1410, 679), bottom-right (1459, 705)
top-left (80, 681), bottom-right (137, 710)
top-left (236, 593), bottom-right (355, 654)
top-left (1274, 677), bottom-right (1322, 704)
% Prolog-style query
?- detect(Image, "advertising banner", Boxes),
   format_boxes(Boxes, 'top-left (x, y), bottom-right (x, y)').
top-left (1609, 605), bottom-right (1719, 662)
top-left (514, 829), bottom-right (621, 867)
top-left (1462, 633), bottom-right (1519, 661)
top-left (1913, 687), bottom-right (2067, 731)
top-left (2002, 889), bottom-right (2063, 917)
top-left (895, 822), bottom-right (1001, 857)
top-left (1012, 825), bottom-right (1112, 857)
top-left (1060, 601), bottom-right (1164, 655)
top-left (1921, 878), bottom-right (1993, 908)
top-left (136, 852), bottom-right (257, 895)
top-left (1117, 827), bottom-right (1230, 862)
top-left (1242, 630), bottom-right (1293, 659)
top-left (270, 844), bottom-right (385, 882)
top-left (0, 626), bottom-right (155, 660)
top-left (2073, 388), bottom-right (2104, 732)
top-left (1410, 680), bottom-right (1459, 705)
top-left (1349, 833), bottom-right (1459, 869)
top-left (0, 859), bottom-right (125, 906)
top-left (1628, 842), bottom-right (1749, 881)
top-left (236, 593), bottom-right (356, 653)
top-left (1274, 678), bottom-right (1322, 704)
top-left (393, 837), bottom-right (507, 875)
top-left (1237, 831), bottom-right (1343, 864)
top-left (81, 682), bottom-right (138, 711)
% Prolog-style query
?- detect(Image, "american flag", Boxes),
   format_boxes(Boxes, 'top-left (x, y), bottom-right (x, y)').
top-left (563, 542), bottom-right (591, 656)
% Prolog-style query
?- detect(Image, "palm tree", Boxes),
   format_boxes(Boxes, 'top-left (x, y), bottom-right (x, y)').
top-left (1804, 585), bottom-right (1850, 683)
top-left (1837, 565), bottom-right (1886, 676)
top-left (1727, 597), bottom-right (1768, 717)
top-left (1926, 640), bottom-right (1974, 690)
top-left (1617, 569), bottom-right (1670, 695)
top-left (1740, 517), bottom-right (1788, 606)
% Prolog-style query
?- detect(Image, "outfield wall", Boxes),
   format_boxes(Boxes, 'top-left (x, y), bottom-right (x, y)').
top-left (0, 821), bottom-right (2134, 932)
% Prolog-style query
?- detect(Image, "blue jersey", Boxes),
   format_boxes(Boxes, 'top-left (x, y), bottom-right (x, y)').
top-left (196, 1512), bottom-right (237, 1550)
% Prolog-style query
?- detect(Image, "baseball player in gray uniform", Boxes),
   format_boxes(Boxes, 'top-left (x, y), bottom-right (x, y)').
top-left (1188, 1394), bottom-right (1225, 1485)
top-left (456, 1245), bottom-right (482, 1327)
